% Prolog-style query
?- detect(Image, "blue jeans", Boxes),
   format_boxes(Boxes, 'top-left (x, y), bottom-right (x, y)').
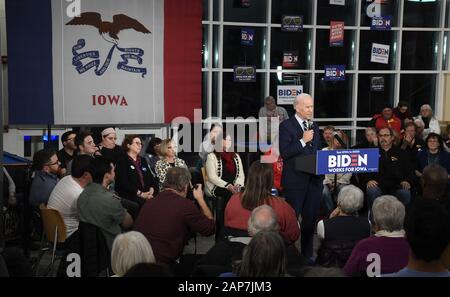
top-left (366, 185), bottom-right (411, 211)
top-left (321, 184), bottom-right (345, 216)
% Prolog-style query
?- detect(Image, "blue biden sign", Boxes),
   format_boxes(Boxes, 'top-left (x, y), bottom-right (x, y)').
top-left (317, 148), bottom-right (379, 175)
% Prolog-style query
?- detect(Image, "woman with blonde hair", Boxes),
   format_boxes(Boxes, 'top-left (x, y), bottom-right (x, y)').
top-left (155, 139), bottom-right (187, 191)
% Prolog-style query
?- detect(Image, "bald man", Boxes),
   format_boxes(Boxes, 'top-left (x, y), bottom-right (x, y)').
top-left (279, 93), bottom-right (324, 259)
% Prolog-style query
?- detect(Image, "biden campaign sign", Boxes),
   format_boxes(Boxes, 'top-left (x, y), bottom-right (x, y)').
top-left (324, 65), bottom-right (346, 81)
top-left (277, 85), bottom-right (303, 105)
top-left (317, 148), bottom-right (379, 175)
top-left (371, 16), bottom-right (392, 31)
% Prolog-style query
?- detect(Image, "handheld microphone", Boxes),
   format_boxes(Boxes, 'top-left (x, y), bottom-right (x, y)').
top-left (332, 131), bottom-right (346, 148)
top-left (306, 120), bottom-right (313, 147)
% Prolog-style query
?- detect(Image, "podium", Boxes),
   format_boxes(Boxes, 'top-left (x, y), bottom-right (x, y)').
top-left (295, 148), bottom-right (379, 175)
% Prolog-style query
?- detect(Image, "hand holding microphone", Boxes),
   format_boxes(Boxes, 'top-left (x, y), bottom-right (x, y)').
top-left (302, 120), bottom-right (314, 146)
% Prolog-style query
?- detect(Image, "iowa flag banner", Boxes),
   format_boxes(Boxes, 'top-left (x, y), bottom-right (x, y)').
top-left (6, 0), bottom-right (201, 125)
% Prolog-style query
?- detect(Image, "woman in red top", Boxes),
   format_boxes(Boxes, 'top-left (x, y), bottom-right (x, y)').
top-left (224, 160), bottom-right (300, 244)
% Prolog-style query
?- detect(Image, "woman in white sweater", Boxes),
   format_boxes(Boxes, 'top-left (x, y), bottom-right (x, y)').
top-left (414, 104), bottom-right (441, 140)
top-left (205, 132), bottom-right (245, 203)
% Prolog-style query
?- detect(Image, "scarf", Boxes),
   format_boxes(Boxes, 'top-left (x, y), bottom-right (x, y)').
top-left (220, 152), bottom-right (236, 176)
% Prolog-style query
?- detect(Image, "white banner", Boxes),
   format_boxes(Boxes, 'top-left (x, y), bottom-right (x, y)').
top-left (370, 43), bottom-right (390, 64)
top-left (277, 85), bottom-right (303, 105)
top-left (52, 0), bottom-right (164, 125)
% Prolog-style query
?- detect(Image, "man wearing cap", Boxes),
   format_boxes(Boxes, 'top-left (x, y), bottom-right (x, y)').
top-left (369, 104), bottom-right (402, 135)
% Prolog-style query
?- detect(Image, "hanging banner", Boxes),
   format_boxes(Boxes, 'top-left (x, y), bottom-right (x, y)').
top-left (233, 65), bottom-right (256, 82)
top-left (371, 15), bottom-right (392, 31)
top-left (371, 76), bottom-right (385, 92)
top-left (371, 43), bottom-right (390, 64)
top-left (282, 50), bottom-right (299, 68)
top-left (281, 15), bottom-right (303, 32)
top-left (241, 28), bottom-right (255, 46)
top-left (329, 21), bottom-right (344, 47)
top-left (330, 0), bottom-right (345, 5)
top-left (324, 65), bottom-right (346, 81)
top-left (277, 85), bottom-right (303, 105)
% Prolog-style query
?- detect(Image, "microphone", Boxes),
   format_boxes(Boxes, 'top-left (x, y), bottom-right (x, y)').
top-left (333, 131), bottom-right (346, 148)
top-left (306, 120), bottom-right (313, 147)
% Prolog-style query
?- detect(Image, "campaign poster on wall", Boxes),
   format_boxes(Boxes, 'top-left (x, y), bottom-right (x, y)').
top-left (282, 51), bottom-right (299, 68)
top-left (371, 76), bottom-right (385, 92)
top-left (241, 28), bottom-right (254, 46)
top-left (330, 21), bottom-right (344, 47)
top-left (324, 65), bottom-right (346, 81)
top-left (371, 43), bottom-right (390, 64)
top-left (281, 15), bottom-right (303, 32)
top-left (371, 16), bottom-right (392, 31)
top-left (277, 85), bottom-right (303, 105)
top-left (233, 65), bottom-right (256, 82)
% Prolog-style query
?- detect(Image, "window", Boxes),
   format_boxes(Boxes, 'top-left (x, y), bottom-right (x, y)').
top-left (315, 29), bottom-right (356, 70)
top-left (317, 0), bottom-right (356, 26)
top-left (314, 74), bottom-right (353, 118)
top-left (357, 74), bottom-right (396, 117)
top-left (403, 0), bottom-right (441, 28)
top-left (360, 0), bottom-right (400, 27)
top-left (223, 0), bottom-right (267, 23)
top-left (400, 74), bottom-right (437, 115)
top-left (269, 73), bottom-right (311, 117)
top-left (223, 26), bottom-right (266, 69)
top-left (271, 0), bottom-right (313, 25)
top-left (270, 28), bottom-right (312, 69)
top-left (401, 31), bottom-right (439, 70)
top-left (359, 30), bottom-right (397, 70)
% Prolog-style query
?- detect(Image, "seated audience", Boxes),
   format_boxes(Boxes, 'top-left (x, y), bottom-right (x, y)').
top-left (361, 128), bottom-right (413, 209)
top-left (236, 231), bottom-right (288, 277)
top-left (415, 133), bottom-right (450, 181)
top-left (393, 101), bottom-right (413, 131)
top-left (353, 127), bottom-right (378, 149)
top-left (316, 185), bottom-right (371, 268)
top-left (205, 131), bottom-right (245, 204)
top-left (155, 138), bottom-right (187, 191)
top-left (344, 196), bottom-right (409, 277)
top-left (98, 127), bottom-right (124, 164)
top-left (321, 125), bottom-right (335, 149)
top-left (384, 199), bottom-right (450, 277)
top-left (199, 124), bottom-right (223, 166)
top-left (77, 157), bottom-right (133, 250)
top-left (115, 135), bottom-right (158, 208)
top-left (133, 167), bottom-right (215, 265)
top-left (47, 155), bottom-right (93, 239)
top-left (57, 130), bottom-right (77, 176)
top-left (369, 104), bottom-right (402, 135)
top-left (111, 231), bottom-right (155, 277)
top-left (444, 124), bottom-right (450, 153)
top-left (29, 148), bottom-right (60, 207)
top-left (414, 104), bottom-right (441, 140)
top-left (3, 167), bottom-right (17, 208)
top-left (400, 122), bottom-right (425, 163)
top-left (66, 131), bottom-right (98, 175)
top-left (321, 130), bottom-right (352, 216)
top-left (224, 161), bottom-right (299, 244)
top-left (144, 137), bottom-right (162, 176)
top-left (262, 146), bottom-right (283, 194)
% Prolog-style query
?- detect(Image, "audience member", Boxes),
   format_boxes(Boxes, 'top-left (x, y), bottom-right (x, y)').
top-left (384, 199), bottom-right (450, 277)
top-left (98, 127), bottom-right (124, 164)
top-left (353, 127), bottom-right (378, 149)
top-left (155, 138), bottom-right (188, 191)
top-left (123, 262), bottom-right (173, 277)
top-left (414, 104), bottom-right (441, 140)
top-left (77, 157), bottom-right (133, 250)
top-left (144, 137), bottom-right (162, 175)
top-left (3, 167), bottom-right (17, 208)
top-left (115, 135), bottom-right (158, 208)
top-left (29, 148), bottom-right (60, 207)
top-left (258, 96), bottom-right (288, 143)
top-left (362, 128), bottom-right (413, 208)
top-left (443, 124), bottom-right (450, 153)
top-left (316, 185), bottom-right (371, 268)
top-left (66, 131), bottom-right (98, 175)
top-left (134, 167), bottom-right (215, 265)
top-left (344, 196), bottom-right (409, 277)
top-left (369, 104), bottom-right (402, 134)
top-left (400, 122), bottom-right (425, 163)
top-left (57, 130), bottom-right (77, 176)
top-left (321, 125), bottom-right (335, 149)
top-left (224, 161), bottom-right (299, 244)
top-left (199, 124), bottom-right (223, 166)
top-left (415, 133), bottom-right (450, 181)
top-left (111, 231), bottom-right (155, 277)
top-left (205, 131), bottom-right (245, 204)
top-left (321, 130), bottom-right (352, 216)
top-left (393, 101), bottom-right (413, 131)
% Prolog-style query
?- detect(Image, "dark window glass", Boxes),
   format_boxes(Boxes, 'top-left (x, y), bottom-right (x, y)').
top-left (223, 26), bottom-right (266, 69)
top-left (401, 31), bottom-right (439, 70)
top-left (359, 30), bottom-right (397, 70)
top-left (212, 72), bottom-right (219, 117)
top-left (400, 74), bottom-right (436, 116)
top-left (444, 32), bottom-right (449, 70)
top-left (360, 0), bottom-right (399, 27)
top-left (203, 0), bottom-right (209, 20)
top-left (223, 0), bottom-right (267, 23)
top-left (202, 72), bottom-right (208, 119)
top-left (446, 0), bottom-right (450, 27)
top-left (314, 74), bottom-right (353, 118)
top-left (213, 25), bottom-right (220, 68)
top-left (202, 25), bottom-right (209, 68)
top-left (403, 0), bottom-right (441, 28)
top-left (317, 0), bottom-right (356, 26)
top-left (270, 28), bottom-right (312, 69)
top-left (222, 73), bottom-right (265, 118)
top-left (315, 29), bottom-right (356, 70)
top-left (269, 73), bottom-right (311, 117)
top-left (357, 74), bottom-right (395, 117)
top-left (214, 0), bottom-right (220, 21)
top-left (271, 0), bottom-right (313, 25)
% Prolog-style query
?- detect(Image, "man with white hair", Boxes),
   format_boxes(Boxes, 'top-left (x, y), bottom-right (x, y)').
top-left (414, 104), bottom-right (441, 140)
top-left (279, 93), bottom-right (323, 259)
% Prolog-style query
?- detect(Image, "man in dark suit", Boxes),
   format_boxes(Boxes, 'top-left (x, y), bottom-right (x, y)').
top-left (279, 93), bottom-right (323, 259)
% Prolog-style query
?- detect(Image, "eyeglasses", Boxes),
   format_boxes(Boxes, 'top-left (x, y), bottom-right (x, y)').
top-left (282, 16), bottom-right (302, 26)
top-left (46, 160), bottom-right (60, 166)
top-left (133, 141), bottom-right (142, 146)
top-left (235, 66), bottom-right (255, 76)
